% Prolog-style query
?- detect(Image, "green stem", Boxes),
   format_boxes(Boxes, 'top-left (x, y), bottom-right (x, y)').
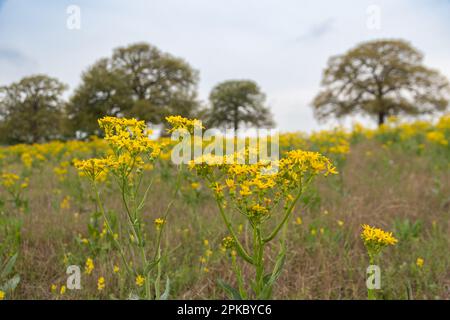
top-left (215, 197), bottom-right (254, 265)
top-left (263, 175), bottom-right (314, 243)
top-left (253, 225), bottom-right (264, 298)
top-left (92, 182), bottom-right (132, 276)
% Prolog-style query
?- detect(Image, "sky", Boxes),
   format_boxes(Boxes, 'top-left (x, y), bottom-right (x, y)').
top-left (0, 0), bottom-right (449, 132)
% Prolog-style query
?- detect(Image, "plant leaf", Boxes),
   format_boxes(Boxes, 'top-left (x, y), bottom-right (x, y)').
top-left (1, 253), bottom-right (18, 279)
top-left (159, 277), bottom-right (170, 300)
top-left (217, 279), bottom-right (242, 300)
top-left (2, 274), bottom-right (20, 292)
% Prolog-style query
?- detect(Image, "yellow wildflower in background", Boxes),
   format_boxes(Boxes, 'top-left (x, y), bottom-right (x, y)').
top-left (135, 275), bottom-right (145, 287)
top-left (165, 115), bottom-right (203, 134)
top-left (426, 131), bottom-right (448, 146)
top-left (1, 173), bottom-right (19, 188)
top-left (0, 290), bottom-right (5, 300)
top-left (154, 218), bottom-right (165, 230)
top-left (60, 196), bottom-right (71, 210)
top-left (85, 257), bottom-right (94, 275)
top-left (21, 152), bottom-right (33, 169)
top-left (191, 182), bottom-right (200, 190)
top-left (97, 277), bottom-right (105, 291)
top-left (60, 285), bottom-right (66, 295)
top-left (416, 257), bottom-right (424, 268)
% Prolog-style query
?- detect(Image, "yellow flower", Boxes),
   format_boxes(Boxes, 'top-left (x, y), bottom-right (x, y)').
top-left (85, 257), bottom-right (94, 275)
top-left (0, 290), bottom-right (5, 300)
top-left (74, 158), bottom-right (109, 182)
top-left (21, 152), bottom-right (33, 169)
top-left (1, 173), bottom-right (19, 188)
top-left (135, 275), bottom-right (145, 287)
top-left (295, 217), bottom-right (302, 225)
top-left (50, 284), bottom-right (57, 293)
top-left (203, 239), bottom-right (209, 247)
top-left (225, 179), bottom-right (235, 189)
top-left (154, 218), bottom-right (165, 230)
top-left (60, 196), bottom-right (71, 210)
top-left (97, 277), bottom-right (105, 291)
top-left (416, 257), bottom-right (424, 268)
top-left (361, 224), bottom-right (398, 247)
top-left (239, 184), bottom-right (252, 196)
top-left (337, 220), bottom-right (344, 227)
top-left (426, 131), bottom-right (448, 146)
top-left (113, 265), bottom-right (120, 273)
top-left (60, 285), bottom-right (66, 295)
top-left (191, 182), bottom-right (200, 190)
top-left (221, 236), bottom-right (234, 249)
top-left (165, 115), bottom-right (203, 134)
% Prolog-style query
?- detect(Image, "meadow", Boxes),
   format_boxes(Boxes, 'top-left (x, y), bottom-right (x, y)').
top-left (0, 114), bottom-right (449, 300)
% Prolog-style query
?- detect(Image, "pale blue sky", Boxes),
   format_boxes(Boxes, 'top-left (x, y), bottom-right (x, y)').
top-left (0, 0), bottom-right (449, 131)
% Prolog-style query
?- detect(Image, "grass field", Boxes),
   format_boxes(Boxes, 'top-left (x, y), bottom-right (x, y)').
top-left (0, 115), bottom-right (449, 300)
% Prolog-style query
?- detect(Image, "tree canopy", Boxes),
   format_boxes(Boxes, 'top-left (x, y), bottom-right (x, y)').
top-left (66, 43), bottom-right (200, 136)
top-left (208, 80), bottom-right (274, 130)
top-left (312, 39), bottom-right (450, 126)
top-left (0, 75), bottom-right (67, 144)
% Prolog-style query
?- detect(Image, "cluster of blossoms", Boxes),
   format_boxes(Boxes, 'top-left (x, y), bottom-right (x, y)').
top-left (189, 149), bottom-right (337, 226)
top-left (74, 117), bottom-right (162, 182)
top-left (74, 116), bottom-right (173, 300)
top-left (309, 129), bottom-right (350, 156)
top-left (165, 115), bottom-right (203, 134)
top-left (1, 172), bottom-right (29, 209)
top-left (361, 224), bottom-right (398, 260)
top-left (1, 173), bottom-right (21, 188)
top-left (167, 116), bottom-right (338, 299)
top-left (360, 224), bottom-right (398, 300)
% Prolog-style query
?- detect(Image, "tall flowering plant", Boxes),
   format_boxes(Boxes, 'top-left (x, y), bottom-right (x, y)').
top-left (361, 224), bottom-right (397, 300)
top-left (75, 117), bottom-right (175, 299)
top-left (168, 117), bottom-right (338, 299)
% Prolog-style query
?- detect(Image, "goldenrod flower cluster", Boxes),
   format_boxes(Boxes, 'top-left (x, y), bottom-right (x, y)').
top-left (74, 116), bottom-right (162, 182)
top-left (189, 148), bottom-right (337, 224)
top-left (361, 224), bottom-right (398, 262)
top-left (361, 224), bottom-right (398, 246)
top-left (165, 115), bottom-right (203, 134)
top-left (1, 173), bottom-right (20, 188)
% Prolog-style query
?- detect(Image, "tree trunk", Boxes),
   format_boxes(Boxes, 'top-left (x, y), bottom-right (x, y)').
top-left (378, 112), bottom-right (385, 126)
top-left (233, 106), bottom-right (239, 131)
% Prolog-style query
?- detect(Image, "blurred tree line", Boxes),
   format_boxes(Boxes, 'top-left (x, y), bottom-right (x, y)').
top-left (0, 42), bottom-right (274, 144)
top-left (0, 39), bottom-right (448, 144)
